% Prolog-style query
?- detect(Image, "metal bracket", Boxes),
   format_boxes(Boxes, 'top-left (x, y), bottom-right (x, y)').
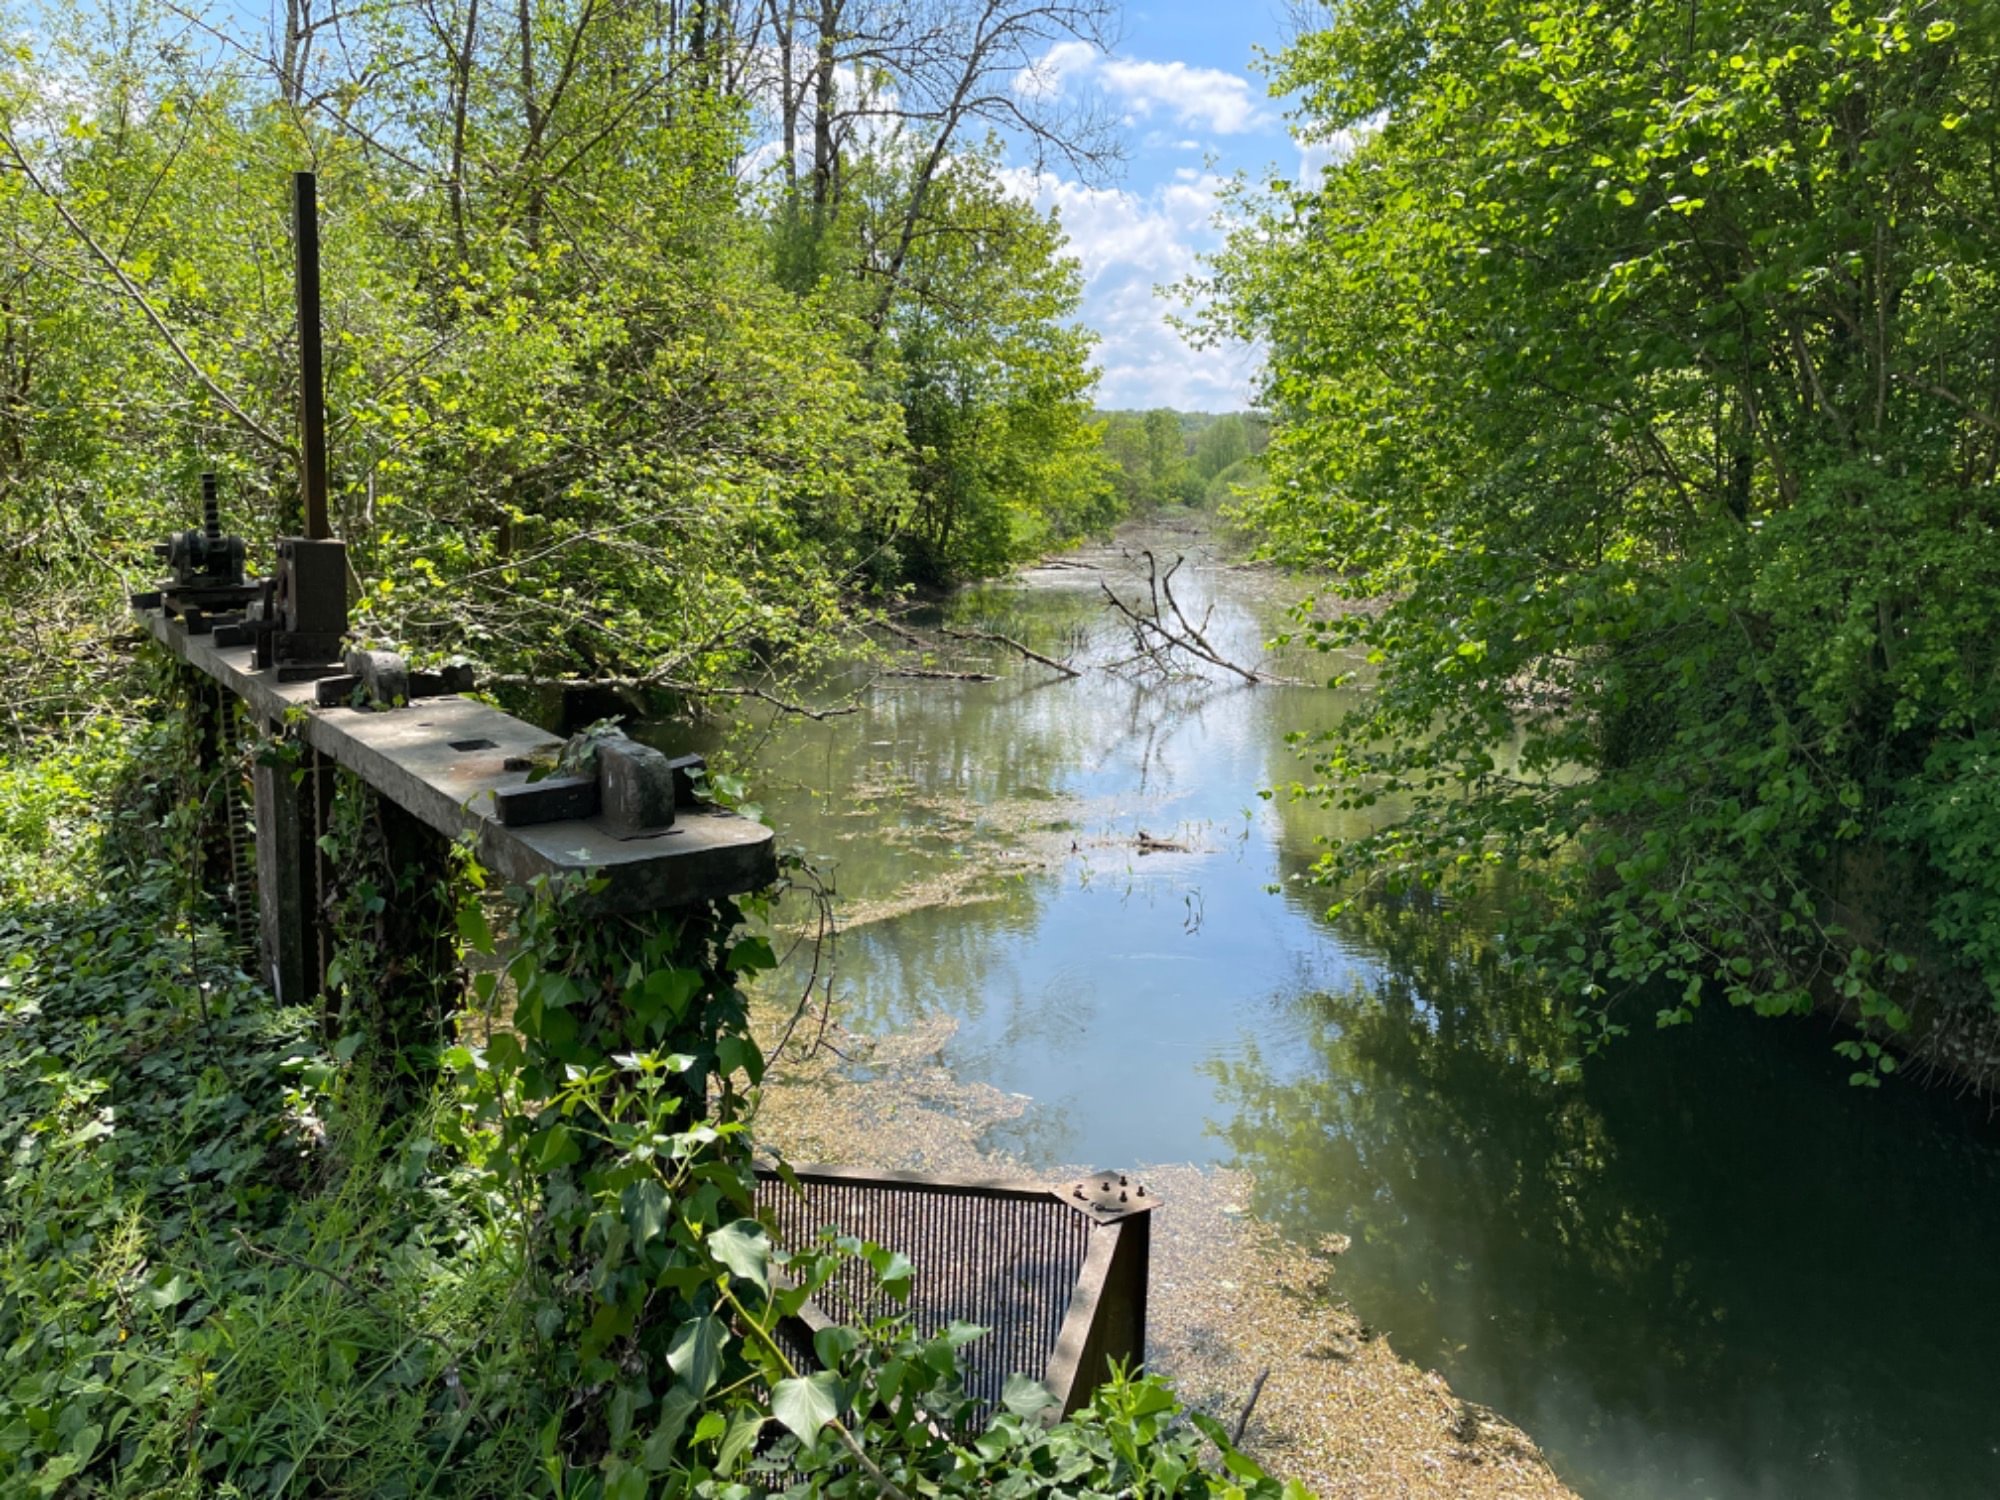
top-left (492, 739), bottom-right (707, 840)
top-left (1064, 1171), bottom-right (1156, 1223)
top-left (312, 650), bottom-right (476, 709)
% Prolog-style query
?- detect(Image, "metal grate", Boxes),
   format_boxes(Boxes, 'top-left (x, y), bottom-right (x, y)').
top-left (220, 693), bottom-right (260, 963)
top-left (755, 1165), bottom-right (1094, 1413)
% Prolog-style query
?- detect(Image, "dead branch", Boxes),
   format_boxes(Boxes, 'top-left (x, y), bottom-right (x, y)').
top-left (1099, 551), bottom-right (1281, 685)
top-left (883, 666), bottom-right (998, 682)
top-left (483, 672), bottom-right (860, 720)
top-left (876, 616), bottom-right (933, 649)
top-left (937, 626), bottom-right (1081, 678)
top-left (1232, 1368), bottom-right (1272, 1444)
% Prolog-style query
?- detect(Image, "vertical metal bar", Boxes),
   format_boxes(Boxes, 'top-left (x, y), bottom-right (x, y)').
top-left (291, 171), bottom-right (330, 541)
top-left (253, 723), bottom-right (333, 1004)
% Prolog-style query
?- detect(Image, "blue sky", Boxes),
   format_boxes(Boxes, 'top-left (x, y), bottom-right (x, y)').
top-left (1003, 0), bottom-right (1309, 413)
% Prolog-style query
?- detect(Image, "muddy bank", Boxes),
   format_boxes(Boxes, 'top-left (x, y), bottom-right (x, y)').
top-left (750, 1011), bottom-right (1577, 1500)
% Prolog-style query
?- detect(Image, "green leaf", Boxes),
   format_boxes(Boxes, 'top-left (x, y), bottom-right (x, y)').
top-left (706, 1219), bottom-right (770, 1292)
top-left (717, 1033), bottom-right (764, 1084)
top-left (812, 1324), bottom-right (861, 1369)
top-left (622, 1180), bottom-right (669, 1249)
top-left (529, 1122), bottom-right (579, 1169)
top-left (770, 1372), bottom-right (843, 1443)
top-left (1001, 1373), bottom-right (1056, 1417)
top-left (717, 1413), bottom-right (766, 1473)
top-left (455, 900), bottom-right (494, 954)
top-left (727, 936), bottom-right (777, 973)
top-left (667, 1314), bottom-right (726, 1395)
top-left (642, 1386), bottom-right (701, 1471)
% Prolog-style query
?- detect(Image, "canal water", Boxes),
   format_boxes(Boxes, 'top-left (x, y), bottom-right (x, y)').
top-left (663, 522), bottom-right (2000, 1500)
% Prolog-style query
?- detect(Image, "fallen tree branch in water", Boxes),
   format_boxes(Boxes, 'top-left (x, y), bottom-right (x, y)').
top-left (938, 626), bottom-right (1082, 679)
top-left (883, 666), bottom-right (999, 682)
top-left (483, 673), bottom-right (861, 721)
top-left (876, 617), bottom-right (933, 650)
top-left (1100, 550), bottom-right (1291, 685)
top-left (1233, 1367), bottom-right (1272, 1444)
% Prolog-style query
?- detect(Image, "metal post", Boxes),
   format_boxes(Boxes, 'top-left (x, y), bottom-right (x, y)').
top-left (253, 727), bottom-right (332, 1005)
top-left (291, 171), bottom-right (330, 542)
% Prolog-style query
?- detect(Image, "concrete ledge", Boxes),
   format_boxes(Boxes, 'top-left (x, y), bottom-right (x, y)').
top-left (144, 609), bottom-right (776, 912)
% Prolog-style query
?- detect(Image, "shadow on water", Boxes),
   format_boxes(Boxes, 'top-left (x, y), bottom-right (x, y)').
top-left (1208, 896), bottom-right (2000, 1500)
top-left (650, 525), bottom-right (2000, 1500)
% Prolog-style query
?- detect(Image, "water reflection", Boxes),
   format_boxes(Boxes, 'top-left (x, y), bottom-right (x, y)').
top-left (651, 530), bottom-right (2000, 1500)
top-left (1209, 898), bottom-right (2000, 1500)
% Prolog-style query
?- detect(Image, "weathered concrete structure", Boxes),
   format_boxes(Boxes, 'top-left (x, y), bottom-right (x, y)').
top-left (144, 607), bottom-right (776, 1002)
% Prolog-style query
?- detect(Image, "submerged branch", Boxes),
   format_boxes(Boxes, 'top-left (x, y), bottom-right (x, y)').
top-left (937, 626), bottom-right (1082, 678)
top-left (483, 672), bottom-right (860, 720)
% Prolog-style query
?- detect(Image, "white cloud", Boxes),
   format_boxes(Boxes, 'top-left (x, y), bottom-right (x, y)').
top-left (1016, 39), bottom-right (1098, 101)
top-left (1018, 42), bottom-right (1273, 138)
top-left (1099, 58), bottom-right (1270, 136)
top-left (1001, 166), bottom-right (1261, 410)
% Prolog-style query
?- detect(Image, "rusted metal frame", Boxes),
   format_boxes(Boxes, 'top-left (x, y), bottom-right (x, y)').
top-left (764, 1160), bottom-right (1072, 1204)
top-left (292, 171), bottom-right (330, 541)
top-left (251, 725), bottom-right (333, 1005)
top-left (1043, 1209), bottom-right (1151, 1418)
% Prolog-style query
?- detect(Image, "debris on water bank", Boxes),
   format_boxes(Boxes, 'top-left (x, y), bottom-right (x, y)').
top-left (751, 1011), bottom-right (1577, 1500)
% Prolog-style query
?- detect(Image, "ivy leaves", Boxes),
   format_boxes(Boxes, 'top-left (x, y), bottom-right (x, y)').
top-left (770, 1370), bottom-right (845, 1442)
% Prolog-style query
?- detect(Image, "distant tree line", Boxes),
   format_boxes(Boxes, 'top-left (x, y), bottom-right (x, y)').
top-left (1098, 409), bottom-right (1269, 510)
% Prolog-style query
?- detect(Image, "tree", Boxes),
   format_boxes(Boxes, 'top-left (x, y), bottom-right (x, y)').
top-left (756, 0), bottom-right (1119, 328)
top-left (1192, 412), bottom-right (1250, 481)
top-left (887, 150), bottom-right (1113, 580)
top-left (1208, 0), bottom-right (2000, 1078)
top-left (0, 0), bottom-right (912, 710)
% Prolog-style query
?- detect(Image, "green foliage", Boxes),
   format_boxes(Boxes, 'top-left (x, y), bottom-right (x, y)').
top-left (0, 0), bottom-right (1117, 735)
top-left (1102, 409), bottom-right (1199, 508)
top-left (1101, 410), bottom-right (1266, 510)
top-left (1209, 0), bottom-right (2000, 1060)
top-left (1205, 455), bottom-right (1268, 510)
top-left (1192, 415), bottom-right (1256, 484)
top-left (0, 743), bottom-right (541, 1495)
top-left (856, 149), bottom-right (1117, 582)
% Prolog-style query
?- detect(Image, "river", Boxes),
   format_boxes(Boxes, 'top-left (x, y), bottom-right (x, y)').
top-left (660, 520), bottom-right (2000, 1500)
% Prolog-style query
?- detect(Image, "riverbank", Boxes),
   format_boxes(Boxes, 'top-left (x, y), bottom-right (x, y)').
top-left (751, 1005), bottom-right (1576, 1499)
